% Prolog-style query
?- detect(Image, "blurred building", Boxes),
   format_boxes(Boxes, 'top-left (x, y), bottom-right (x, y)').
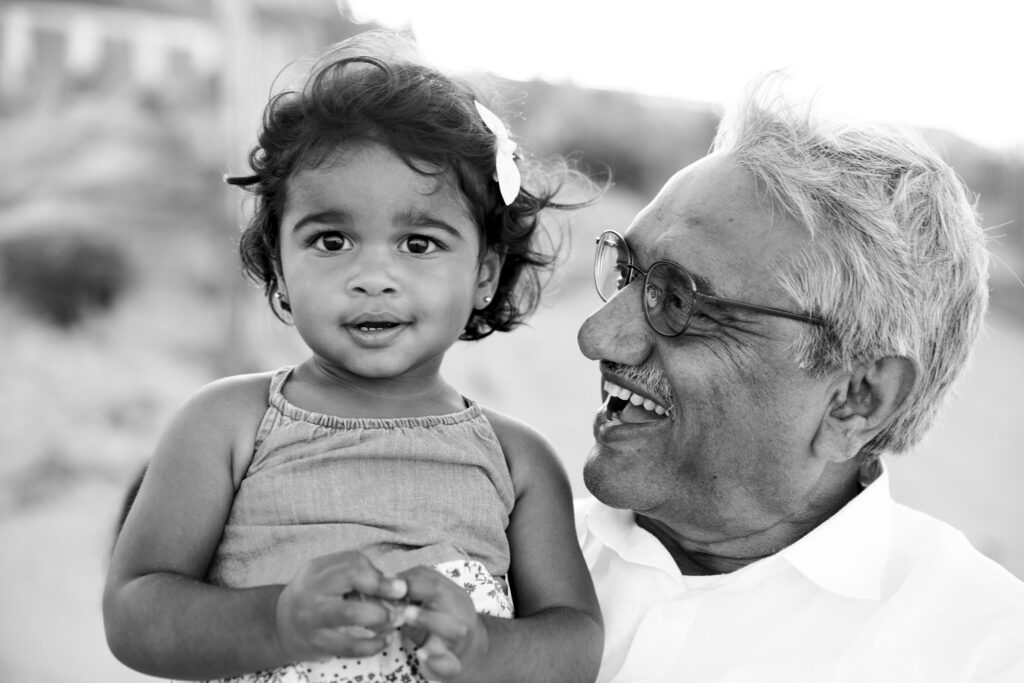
top-left (0, 1), bottom-right (215, 98)
top-left (0, 0), bottom-right (365, 103)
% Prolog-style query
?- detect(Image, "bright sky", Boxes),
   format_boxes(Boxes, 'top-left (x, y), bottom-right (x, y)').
top-left (344, 0), bottom-right (1022, 152)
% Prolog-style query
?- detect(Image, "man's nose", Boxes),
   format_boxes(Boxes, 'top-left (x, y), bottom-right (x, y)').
top-left (577, 285), bottom-right (652, 367)
top-left (347, 248), bottom-right (399, 297)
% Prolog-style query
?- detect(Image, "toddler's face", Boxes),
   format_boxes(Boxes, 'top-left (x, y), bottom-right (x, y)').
top-left (277, 143), bottom-right (498, 381)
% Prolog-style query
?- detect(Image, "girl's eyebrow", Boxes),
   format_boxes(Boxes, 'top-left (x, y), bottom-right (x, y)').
top-left (289, 208), bottom-right (469, 241)
top-left (290, 210), bottom-right (349, 233)
top-left (395, 209), bottom-right (468, 241)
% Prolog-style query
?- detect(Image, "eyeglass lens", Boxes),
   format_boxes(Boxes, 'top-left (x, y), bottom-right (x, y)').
top-left (644, 263), bottom-right (694, 335)
top-left (594, 232), bottom-right (628, 302)
top-left (594, 231), bottom-right (697, 337)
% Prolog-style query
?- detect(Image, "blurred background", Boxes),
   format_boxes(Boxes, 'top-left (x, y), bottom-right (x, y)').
top-left (0, 1), bottom-right (1020, 680)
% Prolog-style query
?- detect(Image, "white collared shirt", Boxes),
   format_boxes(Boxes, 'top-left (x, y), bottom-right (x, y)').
top-left (576, 470), bottom-right (1024, 682)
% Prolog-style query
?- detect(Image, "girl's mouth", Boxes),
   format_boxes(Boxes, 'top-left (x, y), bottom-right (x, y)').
top-left (347, 313), bottom-right (407, 331)
top-left (352, 320), bottom-right (401, 332)
top-left (345, 315), bottom-right (409, 344)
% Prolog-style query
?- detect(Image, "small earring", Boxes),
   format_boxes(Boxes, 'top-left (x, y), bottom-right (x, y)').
top-left (482, 295), bottom-right (492, 305)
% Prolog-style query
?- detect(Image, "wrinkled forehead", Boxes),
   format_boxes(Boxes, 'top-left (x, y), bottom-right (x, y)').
top-left (627, 154), bottom-right (808, 299)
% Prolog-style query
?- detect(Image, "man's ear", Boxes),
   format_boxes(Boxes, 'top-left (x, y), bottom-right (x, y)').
top-left (812, 356), bottom-right (917, 463)
top-left (475, 249), bottom-right (503, 308)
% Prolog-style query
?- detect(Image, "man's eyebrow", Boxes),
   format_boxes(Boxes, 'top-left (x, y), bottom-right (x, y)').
top-left (688, 270), bottom-right (718, 297)
top-left (630, 235), bottom-right (720, 297)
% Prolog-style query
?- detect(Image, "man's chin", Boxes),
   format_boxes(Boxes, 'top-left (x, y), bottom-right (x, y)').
top-left (583, 448), bottom-right (650, 510)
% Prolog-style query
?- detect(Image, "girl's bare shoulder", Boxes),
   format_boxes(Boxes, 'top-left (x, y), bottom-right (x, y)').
top-left (481, 407), bottom-right (567, 492)
top-left (188, 371), bottom-right (276, 416)
top-left (167, 371), bottom-right (277, 480)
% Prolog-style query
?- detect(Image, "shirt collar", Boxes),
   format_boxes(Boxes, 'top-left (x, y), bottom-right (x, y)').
top-left (580, 497), bottom-right (683, 576)
top-left (776, 466), bottom-right (893, 600)
top-left (580, 466), bottom-right (893, 600)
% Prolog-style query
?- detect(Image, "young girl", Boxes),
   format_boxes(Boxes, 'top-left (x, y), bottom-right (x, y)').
top-left (103, 31), bottom-right (602, 683)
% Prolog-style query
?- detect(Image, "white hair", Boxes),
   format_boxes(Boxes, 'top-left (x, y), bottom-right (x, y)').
top-left (712, 76), bottom-right (989, 458)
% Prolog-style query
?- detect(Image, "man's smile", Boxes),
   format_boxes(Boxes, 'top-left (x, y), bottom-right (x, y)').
top-left (604, 379), bottom-right (669, 416)
top-left (599, 378), bottom-right (672, 434)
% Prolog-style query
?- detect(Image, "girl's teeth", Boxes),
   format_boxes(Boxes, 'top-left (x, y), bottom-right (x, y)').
top-left (629, 394), bottom-right (644, 406)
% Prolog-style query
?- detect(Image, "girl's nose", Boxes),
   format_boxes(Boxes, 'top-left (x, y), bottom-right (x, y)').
top-left (347, 249), bottom-right (399, 297)
top-left (577, 285), bottom-right (653, 367)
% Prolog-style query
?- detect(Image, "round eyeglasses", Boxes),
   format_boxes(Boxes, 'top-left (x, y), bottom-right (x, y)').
top-left (593, 230), bottom-right (826, 337)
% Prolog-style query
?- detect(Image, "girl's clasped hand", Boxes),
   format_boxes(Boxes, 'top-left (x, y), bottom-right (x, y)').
top-left (275, 552), bottom-right (485, 680)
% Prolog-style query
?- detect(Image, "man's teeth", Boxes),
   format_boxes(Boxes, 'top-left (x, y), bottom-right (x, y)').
top-left (604, 380), bottom-right (667, 415)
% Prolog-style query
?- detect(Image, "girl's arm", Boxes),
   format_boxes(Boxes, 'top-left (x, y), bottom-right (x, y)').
top-left (406, 408), bottom-right (603, 683)
top-left (104, 373), bottom-right (284, 678)
top-left (103, 374), bottom-right (401, 679)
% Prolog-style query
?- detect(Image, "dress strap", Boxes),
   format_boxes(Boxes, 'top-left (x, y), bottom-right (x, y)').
top-left (251, 366), bottom-right (294, 455)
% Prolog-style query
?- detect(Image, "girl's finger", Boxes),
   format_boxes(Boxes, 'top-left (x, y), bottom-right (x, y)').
top-left (314, 629), bottom-right (390, 658)
top-left (417, 634), bottom-right (462, 679)
top-left (402, 604), bottom-right (470, 644)
top-left (398, 566), bottom-right (454, 605)
top-left (376, 576), bottom-right (408, 601)
top-left (321, 596), bottom-right (393, 631)
top-left (319, 556), bottom-right (387, 596)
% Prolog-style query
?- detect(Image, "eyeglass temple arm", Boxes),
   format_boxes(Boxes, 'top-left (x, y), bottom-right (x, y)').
top-left (598, 231), bottom-right (825, 327)
top-left (694, 292), bottom-right (825, 326)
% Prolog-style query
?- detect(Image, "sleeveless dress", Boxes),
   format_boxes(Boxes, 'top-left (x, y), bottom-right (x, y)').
top-left (203, 367), bottom-right (516, 683)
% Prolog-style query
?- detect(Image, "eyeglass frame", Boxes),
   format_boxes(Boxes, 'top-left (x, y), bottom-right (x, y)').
top-left (594, 230), bottom-right (826, 337)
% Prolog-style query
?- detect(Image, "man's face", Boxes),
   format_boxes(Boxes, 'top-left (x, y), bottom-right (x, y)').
top-left (577, 154), bottom-right (838, 539)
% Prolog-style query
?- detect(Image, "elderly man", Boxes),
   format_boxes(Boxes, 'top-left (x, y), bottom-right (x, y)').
top-left (575, 81), bottom-right (1024, 682)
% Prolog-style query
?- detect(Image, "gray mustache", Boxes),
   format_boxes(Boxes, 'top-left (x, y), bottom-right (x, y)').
top-left (604, 361), bottom-right (674, 407)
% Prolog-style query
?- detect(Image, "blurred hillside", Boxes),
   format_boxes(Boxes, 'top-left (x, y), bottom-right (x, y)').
top-left (506, 78), bottom-right (1024, 315)
top-left (0, 3), bottom-right (1022, 682)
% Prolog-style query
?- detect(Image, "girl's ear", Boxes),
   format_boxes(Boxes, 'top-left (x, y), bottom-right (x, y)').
top-left (475, 249), bottom-right (503, 308)
top-left (274, 273), bottom-right (292, 314)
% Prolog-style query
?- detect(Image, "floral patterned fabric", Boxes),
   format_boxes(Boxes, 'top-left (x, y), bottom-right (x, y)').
top-left (206, 559), bottom-right (514, 683)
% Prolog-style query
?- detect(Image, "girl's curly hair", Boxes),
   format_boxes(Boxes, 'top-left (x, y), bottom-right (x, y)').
top-left (227, 31), bottom-right (595, 340)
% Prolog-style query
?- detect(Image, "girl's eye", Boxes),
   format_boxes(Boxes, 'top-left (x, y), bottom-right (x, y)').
top-left (401, 235), bottom-right (442, 255)
top-left (311, 232), bottom-right (351, 252)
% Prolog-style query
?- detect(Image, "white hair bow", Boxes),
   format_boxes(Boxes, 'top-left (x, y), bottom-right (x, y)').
top-left (475, 101), bottom-right (521, 206)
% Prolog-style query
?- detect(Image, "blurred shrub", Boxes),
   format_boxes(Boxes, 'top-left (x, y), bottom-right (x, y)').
top-left (0, 230), bottom-right (133, 327)
top-left (511, 80), bottom-right (719, 196)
